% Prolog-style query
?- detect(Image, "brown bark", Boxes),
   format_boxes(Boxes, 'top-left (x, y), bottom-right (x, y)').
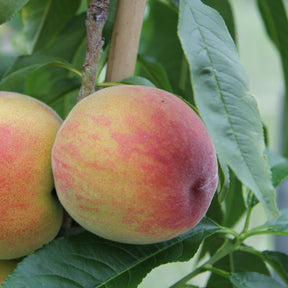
top-left (77, 0), bottom-right (110, 102)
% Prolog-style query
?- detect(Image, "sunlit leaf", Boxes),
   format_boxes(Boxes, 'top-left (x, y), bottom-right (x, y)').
top-left (230, 272), bottom-right (286, 288)
top-left (203, 0), bottom-right (236, 42)
top-left (178, 0), bottom-right (279, 220)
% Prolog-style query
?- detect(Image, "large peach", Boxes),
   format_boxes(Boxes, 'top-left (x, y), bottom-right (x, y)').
top-left (0, 92), bottom-right (63, 259)
top-left (52, 85), bottom-right (218, 244)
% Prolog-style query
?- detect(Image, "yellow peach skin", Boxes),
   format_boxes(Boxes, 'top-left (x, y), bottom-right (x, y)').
top-left (0, 92), bottom-right (63, 259)
top-left (52, 85), bottom-right (218, 244)
top-left (0, 259), bottom-right (19, 286)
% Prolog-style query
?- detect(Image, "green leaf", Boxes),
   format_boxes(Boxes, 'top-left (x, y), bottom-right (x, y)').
top-left (178, 0), bottom-right (279, 220)
top-left (197, 233), bottom-right (225, 264)
top-left (216, 155), bottom-right (246, 229)
top-left (39, 13), bottom-right (87, 66)
top-left (265, 148), bottom-right (288, 187)
top-left (121, 76), bottom-right (156, 88)
top-left (207, 251), bottom-right (270, 288)
top-left (258, 209), bottom-right (288, 236)
top-left (245, 190), bottom-right (259, 210)
top-left (217, 155), bottom-right (230, 203)
top-left (206, 195), bottom-right (224, 226)
top-left (155, 0), bottom-right (179, 12)
top-left (37, 77), bottom-right (80, 119)
top-left (257, 0), bottom-right (288, 57)
top-left (22, 64), bottom-right (80, 119)
top-left (0, 55), bottom-right (16, 79)
top-left (137, 55), bottom-right (173, 92)
top-left (102, 0), bottom-right (118, 45)
top-left (0, 0), bottom-right (30, 24)
top-left (262, 251), bottom-right (288, 285)
top-left (50, 89), bottom-right (78, 119)
top-left (96, 43), bottom-right (110, 81)
top-left (97, 77), bottom-right (156, 89)
top-left (140, 0), bottom-right (193, 102)
top-left (0, 55), bottom-right (81, 91)
top-left (22, 0), bottom-right (81, 53)
top-left (203, 0), bottom-right (236, 43)
top-left (2, 218), bottom-right (220, 288)
top-left (223, 172), bottom-right (245, 228)
top-left (77, 0), bottom-right (88, 13)
top-left (230, 272), bottom-right (286, 288)
top-left (21, 13), bottom-right (86, 114)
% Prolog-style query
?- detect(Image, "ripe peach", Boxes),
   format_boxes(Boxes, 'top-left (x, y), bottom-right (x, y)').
top-left (0, 92), bottom-right (63, 259)
top-left (0, 259), bottom-right (19, 286)
top-left (52, 85), bottom-right (218, 244)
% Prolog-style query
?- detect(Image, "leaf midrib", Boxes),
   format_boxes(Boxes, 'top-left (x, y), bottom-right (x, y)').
top-left (187, 2), bottom-right (268, 201)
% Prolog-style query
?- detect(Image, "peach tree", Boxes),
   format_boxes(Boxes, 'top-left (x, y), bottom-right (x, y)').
top-left (1, 0), bottom-right (288, 287)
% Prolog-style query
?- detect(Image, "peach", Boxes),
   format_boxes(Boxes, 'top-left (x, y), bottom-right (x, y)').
top-left (0, 259), bottom-right (19, 286)
top-left (52, 85), bottom-right (218, 244)
top-left (0, 92), bottom-right (63, 259)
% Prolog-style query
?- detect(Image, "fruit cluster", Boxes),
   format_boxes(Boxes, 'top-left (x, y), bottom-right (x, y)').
top-left (0, 86), bottom-right (218, 283)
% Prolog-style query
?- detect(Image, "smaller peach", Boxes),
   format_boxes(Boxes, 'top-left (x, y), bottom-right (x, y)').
top-left (0, 92), bottom-right (63, 259)
top-left (0, 259), bottom-right (19, 286)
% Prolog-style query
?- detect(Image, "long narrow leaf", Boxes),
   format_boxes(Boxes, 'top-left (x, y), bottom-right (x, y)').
top-left (178, 0), bottom-right (278, 219)
top-left (137, 55), bottom-right (173, 92)
top-left (2, 218), bottom-right (220, 288)
top-left (0, 0), bottom-right (30, 24)
top-left (262, 251), bottom-right (288, 285)
top-left (203, 0), bottom-right (236, 42)
top-left (207, 251), bottom-right (270, 288)
top-left (140, 1), bottom-right (192, 102)
top-left (258, 209), bottom-right (288, 235)
top-left (22, 0), bottom-right (81, 53)
top-left (0, 55), bottom-right (81, 91)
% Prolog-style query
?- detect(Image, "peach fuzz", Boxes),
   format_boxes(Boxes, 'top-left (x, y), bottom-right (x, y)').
top-left (0, 92), bottom-right (63, 259)
top-left (52, 85), bottom-right (218, 244)
top-left (0, 259), bottom-right (19, 286)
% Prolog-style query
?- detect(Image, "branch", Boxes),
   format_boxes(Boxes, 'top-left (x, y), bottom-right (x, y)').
top-left (64, 0), bottom-right (109, 229)
top-left (77, 0), bottom-right (110, 102)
